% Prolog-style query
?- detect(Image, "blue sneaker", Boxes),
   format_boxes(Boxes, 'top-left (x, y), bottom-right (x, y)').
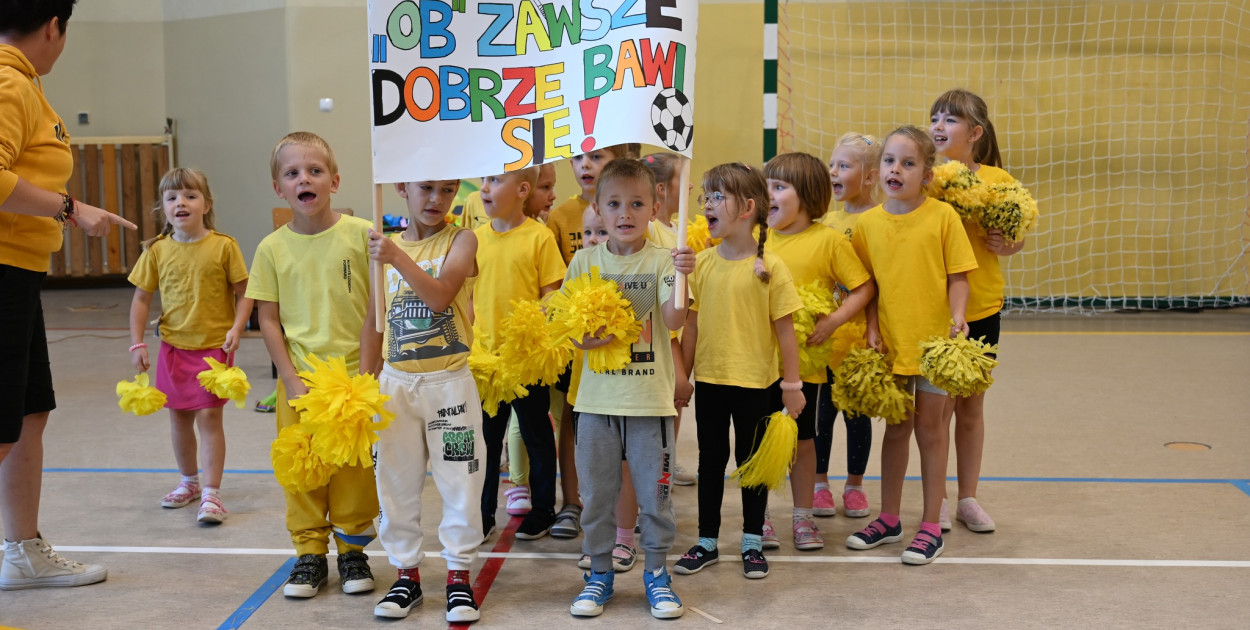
top-left (569, 571), bottom-right (614, 617)
top-left (643, 568), bottom-right (683, 619)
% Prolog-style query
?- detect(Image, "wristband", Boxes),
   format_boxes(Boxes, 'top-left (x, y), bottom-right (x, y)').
top-left (779, 380), bottom-right (803, 392)
top-left (129, 343), bottom-right (148, 352)
top-left (55, 193), bottom-right (78, 227)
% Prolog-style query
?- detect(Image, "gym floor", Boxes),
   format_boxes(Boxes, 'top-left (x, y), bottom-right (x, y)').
top-left (1, 287), bottom-right (1247, 629)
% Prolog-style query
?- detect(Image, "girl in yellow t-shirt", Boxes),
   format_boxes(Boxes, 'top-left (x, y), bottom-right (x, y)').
top-left (846, 127), bottom-right (977, 565)
top-left (929, 89), bottom-right (1027, 534)
top-left (674, 163), bottom-right (804, 580)
top-left (813, 132), bottom-right (883, 521)
top-left (762, 152), bottom-right (875, 551)
top-left (127, 168), bottom-right (252, 524)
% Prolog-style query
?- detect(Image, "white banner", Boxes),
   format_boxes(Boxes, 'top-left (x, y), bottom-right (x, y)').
top-left (368, 0), bottom-right (698, 183)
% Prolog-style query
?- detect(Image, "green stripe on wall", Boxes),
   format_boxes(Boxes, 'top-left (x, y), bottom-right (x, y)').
top-left (764, 59), bottom-right (777, 93)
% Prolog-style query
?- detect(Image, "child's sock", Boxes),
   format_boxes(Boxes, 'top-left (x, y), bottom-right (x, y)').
top-left (792, 508), bottom-right (813, 523)
top-left (697, 537), bottom-right (717, 552)
top-left (181, 474), bottom-right (200, 485)
top-left (919, 522), bottom-right (942, 538)
top-left (447, 570), bottom-right (470, 586)
top-left (399, 567), bottom-right (420, 582)
top-left (201, 487), bottom-right (220, 500)
top-left (742, 534), bottom-right (763, 553)
top-left (814, 481), bottom-right (830, 492)
top-left (878, 512), bottom-right (901, 529)
top-left (616, 527), bottom-right (635, 547)
top-left (844, 484), bottom-right (865, 493)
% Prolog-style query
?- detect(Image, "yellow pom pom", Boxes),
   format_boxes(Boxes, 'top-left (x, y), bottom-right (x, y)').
top-left (919, 335), bottom-right (999, 397)
top-left (197, 357), bottom-right (251, 409)
top-left (831, 349), bottom-right (914, 424)
top-left (829, 320), bottom-right (867, 370)
top-left (287, 354), bottom-right (395, 468)
top-left (684, 215), bottom-right (721, 253)
top-left (927, 161), bottom-right (987, 220)
top-left (498, 299), bottom-right (573, 387)
top-left (730, 411), bottom-right (798, 491)
top-left (468, 328), bottom-right (526, 417)
top-left (271, 423), bottom-right (338, 493)
top-left (545, 266), bottom-right (642, 374)
top-left (116, 372), bottom-right (166, 416)
top-left (981, 182), bottom-right (1039, 242)
top-left (789, 281), bottom-right (839, 378)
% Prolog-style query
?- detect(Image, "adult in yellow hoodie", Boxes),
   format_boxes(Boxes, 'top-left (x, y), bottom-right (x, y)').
top-left (0, 1), bottom-right (134, 591)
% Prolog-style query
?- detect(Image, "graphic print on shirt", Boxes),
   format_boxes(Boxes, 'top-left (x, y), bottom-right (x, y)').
top-left (385, 265), bottom-right (469, 363)
top-left (602, 271), bottom-right (662, 365)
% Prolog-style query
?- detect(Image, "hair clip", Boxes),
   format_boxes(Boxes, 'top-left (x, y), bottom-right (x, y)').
top-left (864, 139), bottom-right (872, 145)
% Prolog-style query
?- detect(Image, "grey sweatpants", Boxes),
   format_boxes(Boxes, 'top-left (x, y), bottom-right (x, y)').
top-left (575, 414), bottom-right (676, 573)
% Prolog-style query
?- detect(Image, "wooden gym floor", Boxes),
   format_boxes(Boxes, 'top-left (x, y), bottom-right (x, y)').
top-left (0, 288), bottom-right (1247, 629)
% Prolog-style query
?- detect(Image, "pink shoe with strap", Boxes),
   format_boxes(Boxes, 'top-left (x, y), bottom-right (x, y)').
top-left (161, 481), bottom-right (200, 508)
top-left (197, 493), bottom-right (227, 524)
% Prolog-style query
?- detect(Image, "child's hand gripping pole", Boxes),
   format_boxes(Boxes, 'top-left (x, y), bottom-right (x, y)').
top-left (371, 184), bottom-right (385, 333)
top-left (673, 157), bottom-right (692, 310)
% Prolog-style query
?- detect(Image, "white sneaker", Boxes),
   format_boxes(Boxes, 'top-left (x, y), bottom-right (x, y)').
top-left (0, 537), bottom-right (107, 590)
top-left (672, 463), bottom-right (696, 486)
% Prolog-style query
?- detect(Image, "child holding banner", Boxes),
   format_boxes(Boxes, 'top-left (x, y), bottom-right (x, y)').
top-left (474, 167), bottom-right (567, 540)
top-left (567, 158), bottom-right (694, 619)
top-left (247, 132), bottom-right (378, 598)
top-left (360, 178), bottom-right (484, 622)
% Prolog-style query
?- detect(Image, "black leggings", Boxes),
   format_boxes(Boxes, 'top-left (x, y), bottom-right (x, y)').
top-left (815, 369), bottom-right (872, 477)
top-left (694, 382), bottom-right (771, 538)
top-left (481, 384), bottom-right (555, 530)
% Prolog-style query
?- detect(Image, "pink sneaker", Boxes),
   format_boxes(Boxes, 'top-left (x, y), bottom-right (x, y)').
top-left (956, 498), bottom-right (996, 532)
top-left (504, 485), bottom-right (532, 516)
top-left (793, 520), bottom-right (824, 551)
top-left (812, 487), bottom-right (837, 517)
top-left (760, 520), bottom-right (781, 549)
top-left (841, 488), bottom-right (871, 518)
top-left (939, 498), bottom-right (952, 532)
top-left (161, 480), bottom-right (200, 508)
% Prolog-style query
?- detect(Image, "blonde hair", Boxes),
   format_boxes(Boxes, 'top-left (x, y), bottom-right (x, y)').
top-left (148, 167), bottom-right (216, 246)
top-left (833, 132), bottom-right (882, 203)
top-left (764, 152), bottom-right (831, 220)
top-left (702, 162), bottom-right (771, 283)
top-left (269, 131), bottom-right (339, 179)
top-left (884, 125), bottom-right (938, 172)
top-left (595, 158), bottom-right (657, 205)
top-left (930, 88), bottom-right (1002, 168)
top-left (504, 164), bottom-right (540, 188)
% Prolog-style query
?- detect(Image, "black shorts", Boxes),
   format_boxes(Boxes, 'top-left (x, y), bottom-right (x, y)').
top-left (0, 265), bottom-right (56, 444)
top-left (967, 312), bottom-right (1002, 358)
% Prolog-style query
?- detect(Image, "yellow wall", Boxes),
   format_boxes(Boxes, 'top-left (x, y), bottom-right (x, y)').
top-left (778, 0), bottom-right (1249, 301)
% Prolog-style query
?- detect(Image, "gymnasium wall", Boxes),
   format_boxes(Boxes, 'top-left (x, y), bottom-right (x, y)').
top-left (46, 0), bottom-right (764, 264)
top-left (777, 0), bottom-right (1250, 303)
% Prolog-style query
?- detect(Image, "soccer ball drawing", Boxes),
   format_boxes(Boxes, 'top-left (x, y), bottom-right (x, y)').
top-left (651, 88), bottom-right (693, 152)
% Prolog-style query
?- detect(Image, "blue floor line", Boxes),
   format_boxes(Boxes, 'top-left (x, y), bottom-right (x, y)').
top-left (217, 556), bottom-right (295, 630)
top-left (43, 467), bottom-right (1250, 487)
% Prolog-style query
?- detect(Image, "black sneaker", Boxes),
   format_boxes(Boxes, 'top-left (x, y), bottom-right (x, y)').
top-left (901, 531), bottom-right (944, 565)
top-left (846, 517), bottom-right (904, 550)
top-left (672, 544), bottom-right (718, 575)
top-left (550, 505), bottom-right (582, 539)
top-left (741, 549), bottom-right (769, 579)
top-left (374, 579), bottom-right (422, 618)
top-left (283, 554), bottom-right (328, 598)
top-left (337, 550), bottom-right (375, 594)
top-left (515, 511), bottom-right (555, 540)
top-left (446, 583), bottom-right (481, 622)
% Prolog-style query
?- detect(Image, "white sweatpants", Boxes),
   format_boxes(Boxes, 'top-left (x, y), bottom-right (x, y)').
top-left (375, 364), bottom-right (485, 571)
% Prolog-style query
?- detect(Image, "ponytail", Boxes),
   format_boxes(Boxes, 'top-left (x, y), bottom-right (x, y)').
top-left (754, 206), bottom-right (771, 283)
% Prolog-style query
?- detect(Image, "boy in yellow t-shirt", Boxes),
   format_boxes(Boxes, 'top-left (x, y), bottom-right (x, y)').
top-left (566, 159), bottom-right (694, 619)
top-left (360, 178), bottom-right (484, 622)
top-left (473, 166), bottom-right (567, 540)
top-left (246, 132), bottom-right (378, 598)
